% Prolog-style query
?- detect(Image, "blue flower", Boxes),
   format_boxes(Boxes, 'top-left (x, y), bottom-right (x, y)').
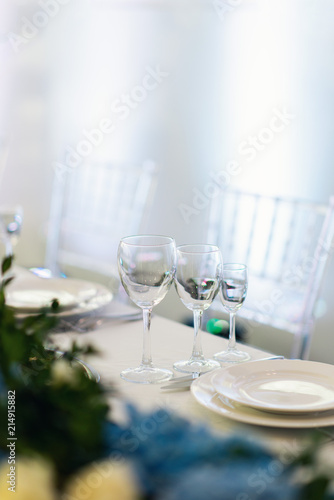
top-left (104, 405), bottom-right (298, 499)
top-left (158, 463), bottom-right (298, 500)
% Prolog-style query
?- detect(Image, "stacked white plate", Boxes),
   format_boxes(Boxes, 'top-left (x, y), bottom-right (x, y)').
top-left (5, 273), bottom-right (113, 319)
top-left (191, 359), bottom-right (334, 428)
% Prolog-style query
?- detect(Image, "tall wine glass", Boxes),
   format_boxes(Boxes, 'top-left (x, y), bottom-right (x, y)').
top-left (214, 263), bottom-right (250, 363)
top-left (0, 205), bottom-right (23, 257)
top-left (118, 235), bottom-right (176, 384)
top-left (173, 244), bottom-right (222, 374)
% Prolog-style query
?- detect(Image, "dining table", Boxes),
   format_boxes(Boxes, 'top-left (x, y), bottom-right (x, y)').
top-left (51, 313), bottom-right (334, 460)
top-left (4, 262), bottom-right (334, 500)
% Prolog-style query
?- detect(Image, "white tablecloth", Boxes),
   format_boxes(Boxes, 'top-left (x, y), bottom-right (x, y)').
top-left (52, 315), bottom-right (324, 455)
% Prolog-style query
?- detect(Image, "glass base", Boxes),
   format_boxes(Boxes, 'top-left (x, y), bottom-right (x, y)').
top-left (173, 358), bottom-right (220, 374)
top-left (214, 348), bottom-right (251, 363)
top-left (120, 365), bottom-right (173, 384)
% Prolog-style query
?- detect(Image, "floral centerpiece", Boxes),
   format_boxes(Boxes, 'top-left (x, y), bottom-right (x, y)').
top-left (0, 257), bottom-right (333, 500)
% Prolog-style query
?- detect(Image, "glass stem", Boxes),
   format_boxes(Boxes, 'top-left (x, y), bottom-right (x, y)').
top-left (228, 312), bottom-right (237, 350)
top-left (191, 309), bottom-right (204, 361)
top-left (141, 307), bottom-right (153, 367)
top-left (5, 237), bottom-right (12, 257)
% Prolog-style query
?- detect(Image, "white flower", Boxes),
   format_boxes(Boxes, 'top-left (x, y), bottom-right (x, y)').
top-left (51, 358), bottom-right (77, 386)
top-left (292, 465), bottom-right (316, 484)
top-left (314, 441), bottom-right (334, 479)
top-left (65, 459), bottom-right (139, 500)
top-left (292, 441), bottom-right (334, 491)
top-left (0, 457), bottom-right (56, 500)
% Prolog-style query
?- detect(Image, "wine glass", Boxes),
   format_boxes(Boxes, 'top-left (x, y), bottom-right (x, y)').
top-left (117, 235), bottom-right (176, 384)
top-left (173, 244), bottom-right (222, 374)
top-left (0, 205), bottom-right (23, 256)
top-left (214, 263), bottom-right (250, 363)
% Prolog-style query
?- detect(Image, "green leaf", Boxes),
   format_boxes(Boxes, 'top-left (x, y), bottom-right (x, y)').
top-left (2, 276), bottom-right (15, 287)
top-left (51, 298), bottom-right (60, 312)
top-left (2, 255), bottom-right (13, 275)
top-left (302, 477), bottom-right (330, 500)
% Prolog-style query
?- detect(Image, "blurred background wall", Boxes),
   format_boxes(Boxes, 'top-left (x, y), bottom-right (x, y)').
top-left (0, 0), bottom-right (334, 361)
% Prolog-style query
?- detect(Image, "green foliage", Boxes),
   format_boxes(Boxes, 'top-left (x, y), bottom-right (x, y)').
top-left (0, 259), bottom-right (112, 486)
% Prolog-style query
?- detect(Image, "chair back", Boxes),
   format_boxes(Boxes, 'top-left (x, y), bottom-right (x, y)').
top-left (45, 160), bottom-right (157, 291)
top-left (207, 189), bottom-right (334, 358)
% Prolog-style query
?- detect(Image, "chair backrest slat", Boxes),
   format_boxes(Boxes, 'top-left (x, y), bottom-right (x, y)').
top-left (261, 197), bottom-right (280, 277)
top-left (277, 200), bottom-right (298, 280)
top-left (244, 194), bottom-right (259, 268)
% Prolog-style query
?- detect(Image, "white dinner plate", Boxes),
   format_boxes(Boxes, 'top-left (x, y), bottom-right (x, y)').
top-left (6, 275), bottom-right (112, 318)
top-left (211, 359), bottom-right (334, 414)
top-left (191, 369), bottom-right (334, 428)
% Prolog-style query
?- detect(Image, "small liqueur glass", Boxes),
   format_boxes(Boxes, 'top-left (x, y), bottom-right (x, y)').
top-left (214, 263), bottom-right (250, 363)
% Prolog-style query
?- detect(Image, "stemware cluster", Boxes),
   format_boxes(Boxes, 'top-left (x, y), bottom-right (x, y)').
top-left (118, 235), bottom-right (249, 384)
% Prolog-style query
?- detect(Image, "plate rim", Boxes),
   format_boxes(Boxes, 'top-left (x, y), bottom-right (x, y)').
top-left (10, 278), bottom-right (113, 318)
top-left (6, 288), bottom-right (82, 313)
top-left (191, 368), bottom-right (334, 428)
top-left (211, 359), bottom-right (334, 414)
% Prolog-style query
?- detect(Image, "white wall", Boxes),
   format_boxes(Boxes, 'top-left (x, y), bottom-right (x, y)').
top-left (1, 0), bottom-right (334, 362)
